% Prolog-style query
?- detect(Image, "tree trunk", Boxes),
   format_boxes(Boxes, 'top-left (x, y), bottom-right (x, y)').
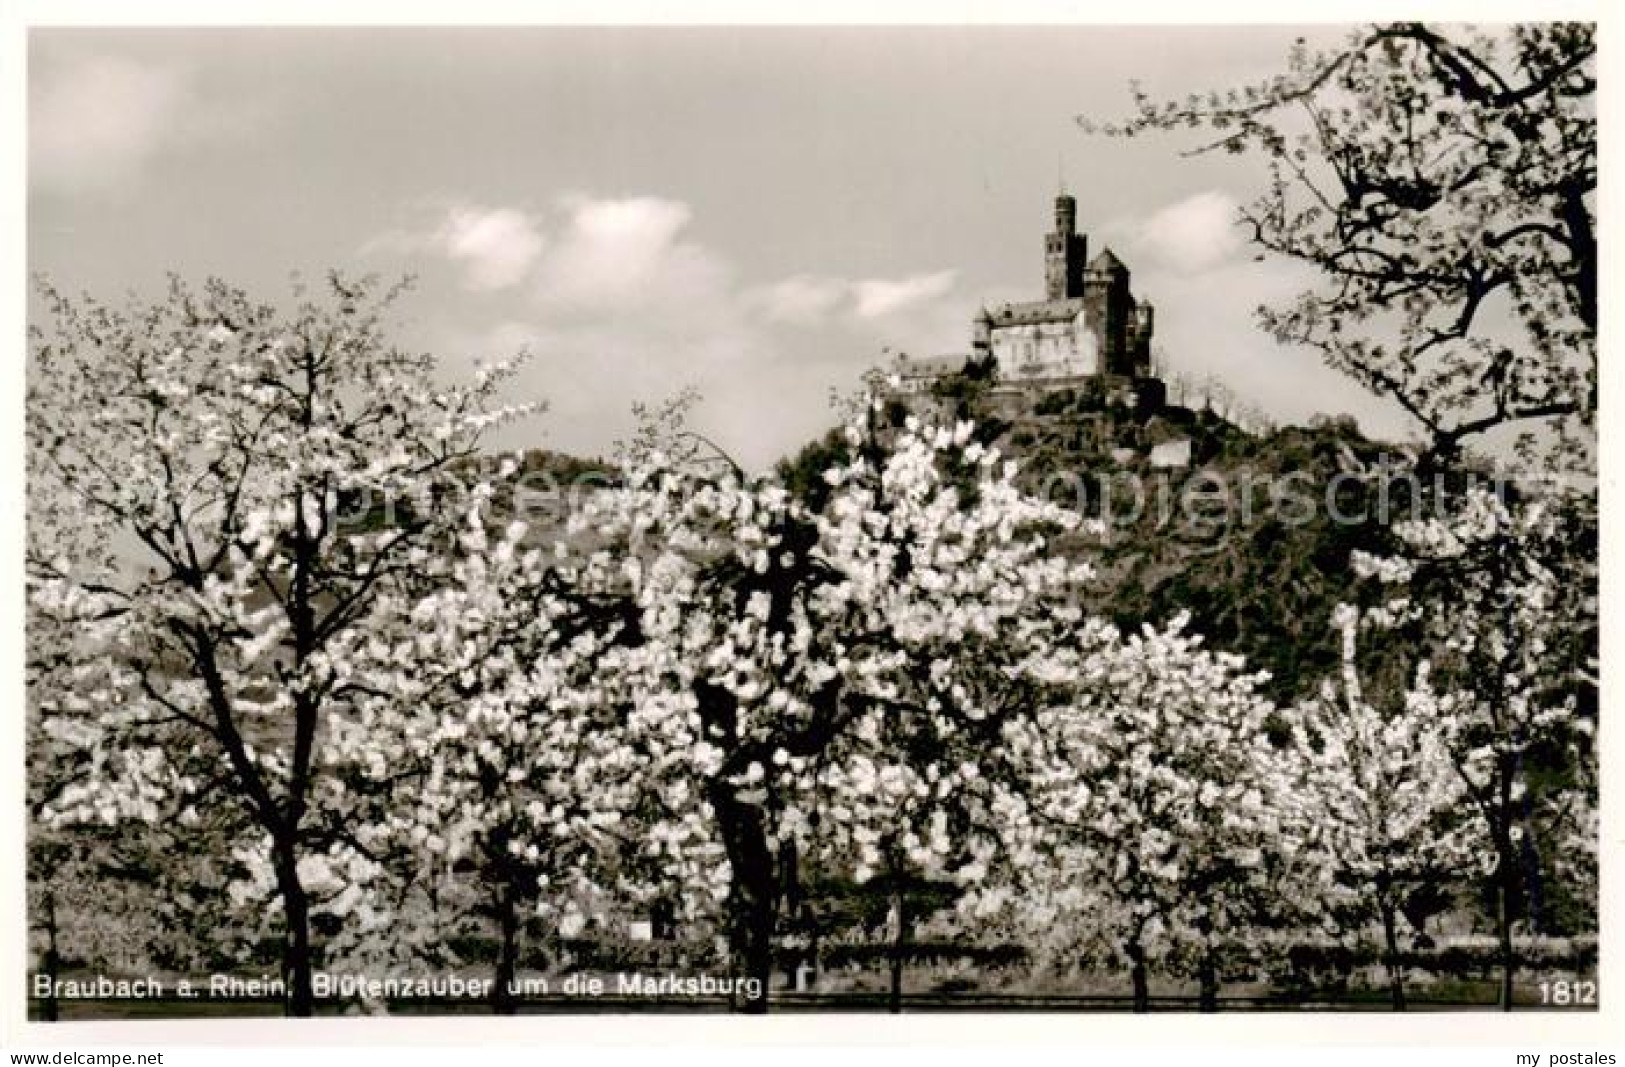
top-left (709, 783), bottom-right (776, 1014)
top-left (1496, 853), bottom-right (1517, 1012)
top-left (40, 888), bottom-right (60, 1023)
top-left (888, 873), bottom-right (909, 1015)
top-left (1127, 937), bottom-right (1150, 1014)
top-left (1198, 943), bottom-right (1219, 1013)
top-left (273, 837), bottom-right (316, 1017)
top-left (1489, 777), bottom-right (1519, 1014)
top-left (492, 860), bottom-right (520, 1016)
top-left (779, 841), bottom-right (802, 989)
top-left (1380, 899), bottom-right (1407, 1011)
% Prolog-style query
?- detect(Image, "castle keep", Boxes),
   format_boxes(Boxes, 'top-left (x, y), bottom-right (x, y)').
top-left (892, 191), bottom-right (1163, 407)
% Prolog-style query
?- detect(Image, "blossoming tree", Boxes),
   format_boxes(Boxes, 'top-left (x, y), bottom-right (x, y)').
top-left (1347, 484), bottom-right (1596, 1009)
top-left (27, 274), bottom-right (530, 1015)
top-left (317, 473), bottom-right (692, 1013)
top-left (1276, 604), bottom-right (1479, 1010)
top-left (570, 406), bottom-right (1094, 1011)
top-left (1092, 23), bottom-right (1596, 466)
top-left (1004, 618), bottom-right (1285, 1012)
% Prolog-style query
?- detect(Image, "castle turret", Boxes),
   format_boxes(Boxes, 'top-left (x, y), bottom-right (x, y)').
top-left (1053, 192), bottom-right (1075, 237)
top-left (1133, 301), bottom-right (1155, 376)
top-left (1044, 193), bottom-right (1087, 300)
top-left (1083, 247), bottom-right (1133, 373)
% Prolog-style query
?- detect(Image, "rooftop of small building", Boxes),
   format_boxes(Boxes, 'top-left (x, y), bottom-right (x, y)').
top-left (892, 352), bottom-right (972, 376)
top-left (982, 297), bottom-right (1087, 327)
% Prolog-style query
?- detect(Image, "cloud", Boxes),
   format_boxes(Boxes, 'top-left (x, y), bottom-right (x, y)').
top-left (436, 206), bottom-right (546, 291)
top-left (745, 275), bottom-right (849, 326)
top-left (535, 196), bottom-right (689, 305)
top-left (852, 270), bottom-right (957, 319)
top-left (30, 53), bottom-right (190, 194)
top-left (533, 196), bottom-right (734, 323)
top-left (363, 203), bottom-right (545, 292)
top-left (1133, 191), bottom-right (1247, 274)
top-left (384, 189), bottom-right (1409, 469)
top-left (744, 271), bottom-right (963, 329)
top-left (382, 195), bottom-right (960, 335)
top-left (375, 194), bottom-right (964, 469)
top-left (30, 49), bottom-right (277, 198)
top-left (368, 194), bottom-right (735, 322)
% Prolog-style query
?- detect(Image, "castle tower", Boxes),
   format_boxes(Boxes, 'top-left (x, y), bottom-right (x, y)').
top-left (1044, 193), bottom-right (1087, 300)
top-left (1083, 247), bottom-right (1132, 373)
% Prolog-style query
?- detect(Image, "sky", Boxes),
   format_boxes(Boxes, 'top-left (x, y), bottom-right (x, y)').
top-left (26, 24), bottom-right (1424, 470)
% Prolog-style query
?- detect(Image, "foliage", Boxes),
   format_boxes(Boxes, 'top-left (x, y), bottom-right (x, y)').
top-left (1275, 605), bottom-right (1479, 1006)
top-left (1090, 23), bottom-right (1597, 463)
top-left (27, 273), bottom-right (531, 1014)
top-left (914, 376), bottom-right (1413, 705)
top-left (315, 469), bottom-right (673, 1007)
top-left (999, 618), bottom-right (1286, 1008)
top-left (1343, 483), bottom-right (1596, 1004)
top-left (568, 401), bottom-right (1098, 1007)
top-left (26, 255), bottom-right (1598, 1017)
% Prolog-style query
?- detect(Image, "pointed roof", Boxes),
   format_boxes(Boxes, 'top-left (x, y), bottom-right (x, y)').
top-left (1088, 247), bottom-right (1128, 274)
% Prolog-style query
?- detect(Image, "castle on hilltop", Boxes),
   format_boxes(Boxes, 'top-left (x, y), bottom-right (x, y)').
top-left (891, 191), bottom-right (1165, 411)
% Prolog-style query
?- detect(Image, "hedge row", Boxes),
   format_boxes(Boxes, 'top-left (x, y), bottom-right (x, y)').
top-left (276, 932), bottom-right (1597, 985)
top-left (1277, 937), bottom-right (1598, 982)
top-left (813, 940), bottom-right (1030, 970)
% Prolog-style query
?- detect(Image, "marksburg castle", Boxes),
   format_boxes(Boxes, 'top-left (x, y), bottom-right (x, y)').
top-left (890, 190), bottom-right (1167, 413)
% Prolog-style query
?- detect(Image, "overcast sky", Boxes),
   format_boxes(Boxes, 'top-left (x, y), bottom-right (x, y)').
top-left (28, 24), bottom-right (1421, 469)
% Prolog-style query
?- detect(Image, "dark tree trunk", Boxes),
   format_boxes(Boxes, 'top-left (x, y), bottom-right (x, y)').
top-left (273, 837), bottom-right (315, 1017)
top-left (40, 888), bottom-right (60, 1023)
top-left (1491, 779), bottom-right (1519, 1013)
top-left (1496, 853), bottom-right (1517, 1012)
top-left (492, 860), bottom-right (520, 1016)
top-left (1380, 898), bottom-right (1407, 1011)
top-left (888, 872), bottom-right (909, 1015)
top-left (1128, 938), bottom-right (1150, 1014)
top-left (779, 841), bottom-right (802, 989)
top-left (709, 783), bottom-right (776, 1014)
top-left (1198, 943), bottom-right (1219, 1013)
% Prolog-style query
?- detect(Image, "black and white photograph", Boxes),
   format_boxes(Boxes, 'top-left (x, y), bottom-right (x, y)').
top-left (8, 6), bottom-right (1615, 1054)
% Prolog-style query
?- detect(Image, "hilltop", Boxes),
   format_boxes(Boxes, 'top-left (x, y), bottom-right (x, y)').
top-left (780, 363), bottom-right (1414, 705)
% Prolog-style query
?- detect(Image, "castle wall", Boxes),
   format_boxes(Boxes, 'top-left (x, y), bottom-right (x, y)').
top-left (990, 321), bottom-right (1098, 380)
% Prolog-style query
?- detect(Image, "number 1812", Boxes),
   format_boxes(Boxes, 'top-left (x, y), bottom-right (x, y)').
top-left (1538, 979), bottom-right (1597, 1006)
